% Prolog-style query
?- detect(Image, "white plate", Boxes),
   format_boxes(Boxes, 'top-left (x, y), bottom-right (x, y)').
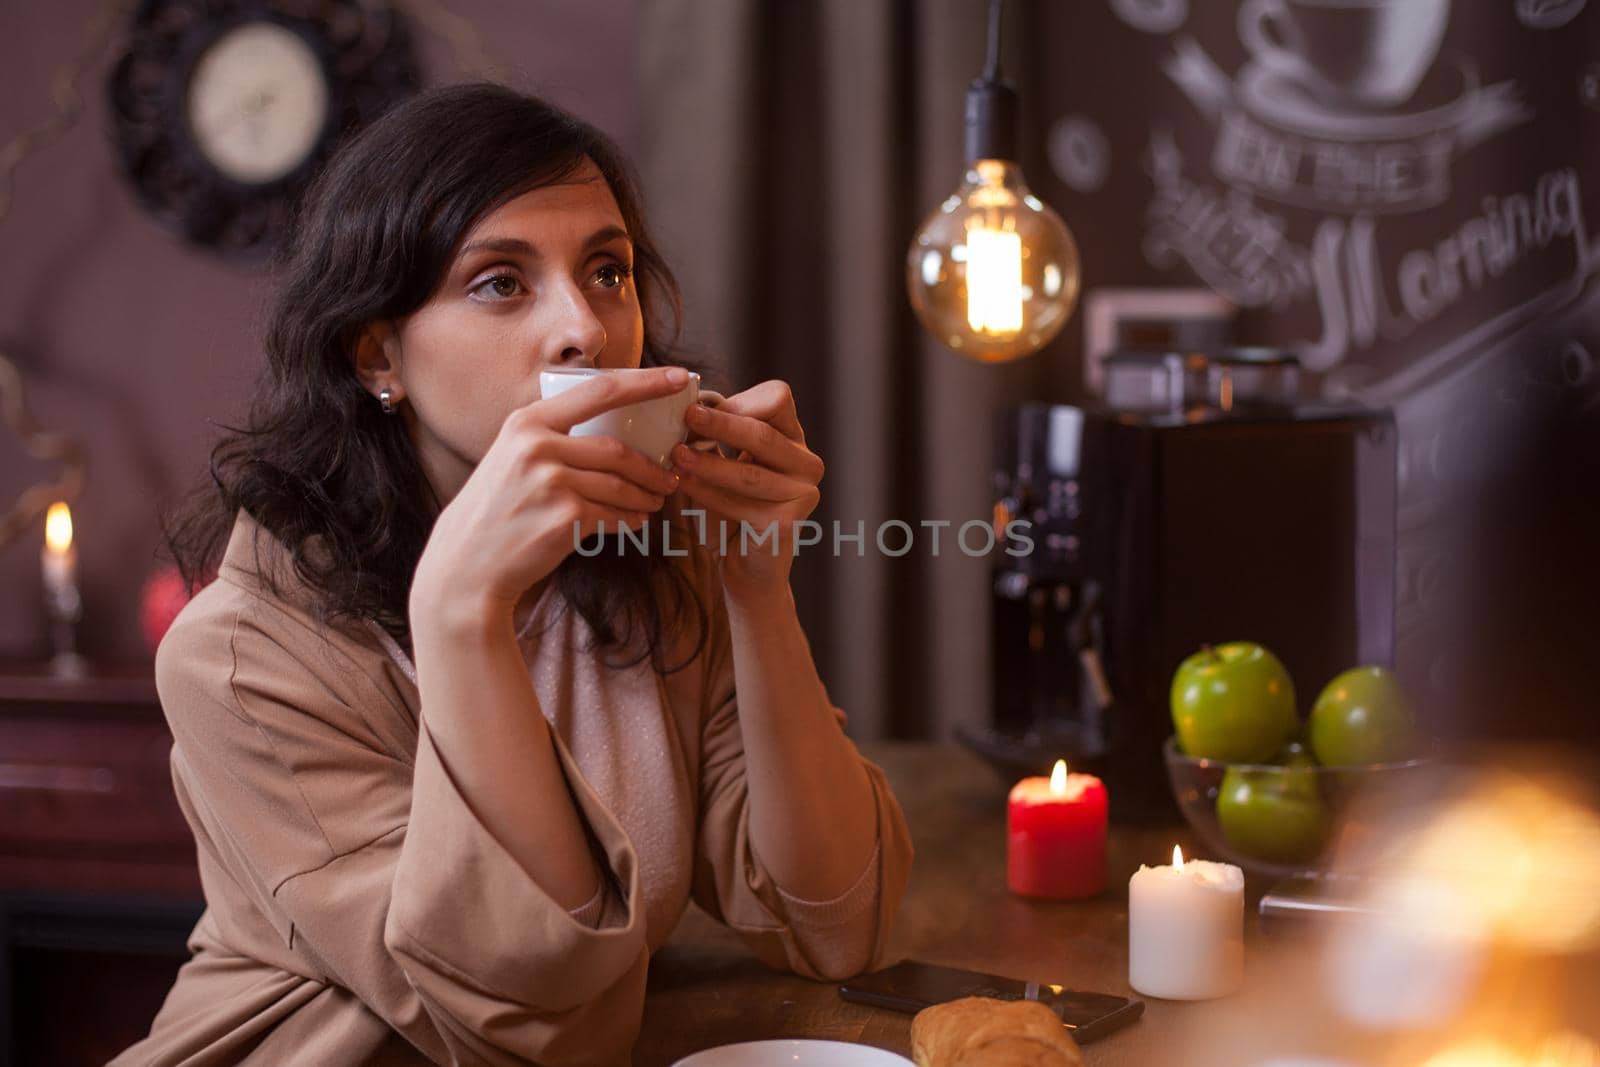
top-left (670, 1039), bottom-right (915, 1067)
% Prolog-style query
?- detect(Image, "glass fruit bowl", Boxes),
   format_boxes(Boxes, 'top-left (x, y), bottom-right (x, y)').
top-left (1163, 736), bottom-right (1434, 880)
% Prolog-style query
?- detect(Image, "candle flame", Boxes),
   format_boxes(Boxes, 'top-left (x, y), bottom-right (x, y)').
top-left (45, 502), bottom-right (73, 553)
top-left (1417, 1040), bottom-right (1526, 1067)
top-left (1419, 1032), bottom-right (1600, 1067)
top-left (1371, 775), bottom-right (1600, 952)
top-left (1173, 845), bottom-right (1184, 870)
top-left (1050, 759), bottom-right (1068, 794)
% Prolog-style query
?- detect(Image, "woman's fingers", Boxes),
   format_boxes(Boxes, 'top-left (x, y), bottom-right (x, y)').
top-left (543, 432), bottom-right (681, 495)
top-left (709, 380), bottom-right (805, 441)
top-left (670, 444), bottom-right (813, 502)
top-left (558, 468), bottom-right (670, 514)
top-left (682, 404), bottom-right (823, 482)
top-left (676, 474), bottom-right (811, 535)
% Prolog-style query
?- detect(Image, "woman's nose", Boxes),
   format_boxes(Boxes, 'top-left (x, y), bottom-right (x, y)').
top-left (548, 279), bottom-right (608, 365)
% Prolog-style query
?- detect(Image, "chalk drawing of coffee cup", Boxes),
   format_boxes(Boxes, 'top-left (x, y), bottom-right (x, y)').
top-left (1238, 0), bottom-right (1452, 110)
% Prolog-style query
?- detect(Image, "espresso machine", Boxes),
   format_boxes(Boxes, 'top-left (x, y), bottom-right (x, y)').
top-left (960, 349), bottom-right (1398, 820)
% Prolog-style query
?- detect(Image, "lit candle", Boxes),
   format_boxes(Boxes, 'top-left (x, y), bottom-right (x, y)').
top-left (1007, 759), bottom-right (1108, 899)
top-left (1128, 846), bottom-right (1244, 999)
top-left (42, 501), bottom-right (79, 613)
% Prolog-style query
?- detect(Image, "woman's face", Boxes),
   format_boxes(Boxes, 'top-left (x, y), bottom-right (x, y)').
top-left (369, 157), bottom-right (644, 502)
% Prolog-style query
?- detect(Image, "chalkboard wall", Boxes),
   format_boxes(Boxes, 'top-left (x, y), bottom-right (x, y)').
top-left (1027, 0), bottom-right (1599, 735)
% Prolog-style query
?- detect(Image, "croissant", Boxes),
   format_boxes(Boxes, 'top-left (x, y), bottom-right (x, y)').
top-left (910, 996), bottom-right (1085, 1067)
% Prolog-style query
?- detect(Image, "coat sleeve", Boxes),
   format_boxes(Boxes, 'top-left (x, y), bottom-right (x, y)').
top-left (686, 576), bottom-right (914, 982)
top-left (156, 601), bottom-right (649, 1067)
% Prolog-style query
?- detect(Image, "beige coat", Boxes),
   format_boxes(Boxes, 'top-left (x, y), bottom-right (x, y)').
top-left (112, 512), bottom-right (913, 1066)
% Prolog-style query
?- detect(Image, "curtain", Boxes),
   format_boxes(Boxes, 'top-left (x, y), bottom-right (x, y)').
top-left (636, 0), bottom-right (1069, 740)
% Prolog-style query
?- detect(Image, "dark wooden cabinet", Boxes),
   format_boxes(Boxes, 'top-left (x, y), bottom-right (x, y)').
top-left (0, 664), bottom-right (203, 1066)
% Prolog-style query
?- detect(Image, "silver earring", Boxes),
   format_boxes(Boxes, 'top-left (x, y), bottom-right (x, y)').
top-left (379, 387), bottom-right (395, 415)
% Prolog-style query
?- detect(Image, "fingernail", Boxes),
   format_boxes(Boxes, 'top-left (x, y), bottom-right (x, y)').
top-left (685, 403), bottom-right (707, 421)
top-left (665, 367), bottom-right (690, 385)
top-left (673, 444), bottom-right (695, 464)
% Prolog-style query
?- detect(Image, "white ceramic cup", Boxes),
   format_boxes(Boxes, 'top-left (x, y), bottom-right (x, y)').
top-left (538, 366), bottom-right (711, 467)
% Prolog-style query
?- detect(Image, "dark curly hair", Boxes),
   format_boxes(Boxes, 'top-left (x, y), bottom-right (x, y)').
top-left (166, 83), bottom-right (708, 673)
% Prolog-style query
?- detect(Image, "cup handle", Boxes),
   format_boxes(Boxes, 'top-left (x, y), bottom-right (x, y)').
top-left (683, 389), bottom-right (738, 459)
top-left (1238, 0), bottom-right (1310, 83)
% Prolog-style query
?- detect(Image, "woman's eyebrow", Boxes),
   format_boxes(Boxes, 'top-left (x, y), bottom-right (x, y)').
top-left (458, 236), bottom-right (534, 259)
top-left (457, 225), bottom-right (632, 262)
top-left (581, 225), bottom-right (632, 252)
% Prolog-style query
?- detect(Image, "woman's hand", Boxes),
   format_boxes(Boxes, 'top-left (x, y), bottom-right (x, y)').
top-left (412, 367), bottom-right (688, 635)
top-left (669, 379), bottom-right (825, 600)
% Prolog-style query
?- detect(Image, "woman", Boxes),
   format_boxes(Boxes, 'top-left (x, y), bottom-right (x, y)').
top-left (114, 84), bottom-right (913, 1067)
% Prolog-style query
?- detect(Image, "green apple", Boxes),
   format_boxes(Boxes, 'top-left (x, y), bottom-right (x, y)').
top-left (1171, 642), bottom-right (1297, 762)
top-left (1217, 761), bottom-right (1328, 864)
top-left (1309, 666), bottom-right (1418, 766)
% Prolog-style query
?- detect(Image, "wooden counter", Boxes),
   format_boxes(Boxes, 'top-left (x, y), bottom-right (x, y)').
top-left (637, 740), bottom-right (1214, 1065)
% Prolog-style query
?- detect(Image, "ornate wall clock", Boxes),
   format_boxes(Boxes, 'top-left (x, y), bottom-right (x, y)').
top-left (107, 0), bottom-right (419, 260)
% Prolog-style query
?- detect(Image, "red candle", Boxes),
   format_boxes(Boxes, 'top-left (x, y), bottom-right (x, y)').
top-left (1007, 760), bottom-right (1108, 899)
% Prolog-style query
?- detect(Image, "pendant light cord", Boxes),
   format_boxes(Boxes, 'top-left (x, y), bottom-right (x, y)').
top-left (983, 0), bottom-right (1005, 82)
top-left (965, 0), bottom-right (1016, 162)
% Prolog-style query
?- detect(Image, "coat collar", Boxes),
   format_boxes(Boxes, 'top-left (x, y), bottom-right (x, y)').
top-left (218, 509), bottom-right (322, 612)
top-left (218, 510), bottom-right (424, 737)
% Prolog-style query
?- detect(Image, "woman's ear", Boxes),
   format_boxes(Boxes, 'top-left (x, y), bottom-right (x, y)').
top-left (353, 320), bottom-right (404, 403)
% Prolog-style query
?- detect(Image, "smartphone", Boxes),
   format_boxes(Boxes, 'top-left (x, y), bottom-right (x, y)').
top-left (838, 960), bottom-right (1143, 1043)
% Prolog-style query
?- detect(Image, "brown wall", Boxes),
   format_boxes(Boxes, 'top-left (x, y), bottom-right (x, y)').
top-left (6, 2), bottom-right (1595, 739)
top-left (0, 0), bottom-right (638, 664)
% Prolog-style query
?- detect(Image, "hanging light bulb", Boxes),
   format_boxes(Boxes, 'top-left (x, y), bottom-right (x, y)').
top-left (907, 0), bottom-right (1081, 363)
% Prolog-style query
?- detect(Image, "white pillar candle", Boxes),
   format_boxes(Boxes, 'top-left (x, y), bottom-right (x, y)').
top-left (1128, 846), bottom-right (1245, 1000)
top-left (41, 501), bottom-right (80, 615)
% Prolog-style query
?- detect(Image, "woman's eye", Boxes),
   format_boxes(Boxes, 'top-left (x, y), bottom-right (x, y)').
top-left (470, 273), bottom-right (524, 301)
top-left (594, 263), bottom-right (633, 289)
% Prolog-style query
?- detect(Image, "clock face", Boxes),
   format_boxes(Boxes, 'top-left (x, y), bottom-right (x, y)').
top-left (109, 0), bottom-right (418, 258)
top-left (185, 22), bottom-right (330, 185)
